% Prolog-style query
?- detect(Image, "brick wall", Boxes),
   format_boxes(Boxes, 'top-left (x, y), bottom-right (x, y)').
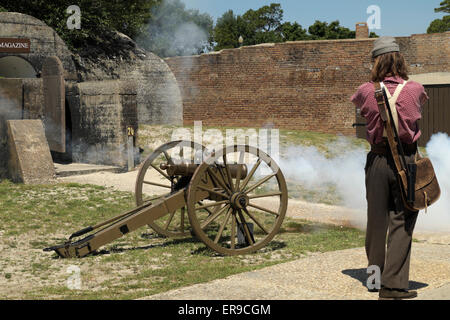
top-left (165, 32), bottom-right (450, 136)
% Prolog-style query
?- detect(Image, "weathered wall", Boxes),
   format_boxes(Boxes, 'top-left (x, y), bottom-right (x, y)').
top-left (0, 12), bottom-right (77, 81)
top-left (0, 78), bottom-right (50, 178)
top-left (166, 32), bottom-right (450, 135)
top-left (74, 31), bottom-right (183, 126)
top-left (66, 81), bottom-right (138, 168)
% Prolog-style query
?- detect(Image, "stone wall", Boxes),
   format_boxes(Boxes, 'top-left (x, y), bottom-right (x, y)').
top-left (166, 32), bottom-right (450, 135)
top-left (0, 78), bottom-right (50, 178)
top-left (0, 12), bottom-right (77, 81)
top-left (66, 81), bottom-right (138, 168)
top-left (74, 31), bottom-right (183, 126)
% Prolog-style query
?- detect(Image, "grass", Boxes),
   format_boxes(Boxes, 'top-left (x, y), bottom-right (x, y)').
top-left (0, 180), bottom-right (365, 300)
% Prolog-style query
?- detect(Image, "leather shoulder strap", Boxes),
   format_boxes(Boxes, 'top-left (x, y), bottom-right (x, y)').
top-left (373, 83), bottom-right (406, 178)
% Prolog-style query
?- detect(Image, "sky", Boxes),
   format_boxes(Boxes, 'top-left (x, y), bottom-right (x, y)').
top-left (183, 0), bottom-right (447, 36)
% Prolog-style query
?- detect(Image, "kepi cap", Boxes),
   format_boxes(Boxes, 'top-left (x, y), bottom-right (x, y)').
top-left (371, 36), bottom-right (400, 58)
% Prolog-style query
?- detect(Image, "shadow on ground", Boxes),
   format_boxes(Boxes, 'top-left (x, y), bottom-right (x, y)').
top-left (342, 268), bottom-right (428, 290)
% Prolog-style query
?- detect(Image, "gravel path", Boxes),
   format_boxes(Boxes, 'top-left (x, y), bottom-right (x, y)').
top-left (140, 243), bottom-right (450, 300)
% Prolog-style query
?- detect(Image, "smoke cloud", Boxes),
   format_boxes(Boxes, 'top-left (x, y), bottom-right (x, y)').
top-left (416, 133), bottom-right (450, 231)
top-left (279, 136), bottom-right (367, 211)
top-left (136, 0), bottom-right (211, 58)
top-left (278, 135), bottom-right (450, 232)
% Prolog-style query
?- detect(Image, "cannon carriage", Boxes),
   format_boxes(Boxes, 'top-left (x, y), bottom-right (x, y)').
top-left (45, 140), bottom-right (288, 257)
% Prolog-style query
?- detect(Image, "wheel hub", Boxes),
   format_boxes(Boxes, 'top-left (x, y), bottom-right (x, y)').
top-left (230, 192), bottom-right (249, 209)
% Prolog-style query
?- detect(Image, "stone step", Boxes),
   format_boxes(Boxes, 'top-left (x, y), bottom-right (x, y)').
top-left (54, 163), bottom-right (122, 177)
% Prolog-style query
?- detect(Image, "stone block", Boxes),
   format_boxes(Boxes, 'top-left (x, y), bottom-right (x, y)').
top-left (0, 79), bottom-right (23, 179)
top-left (7, 120), bottom-right (55, 184)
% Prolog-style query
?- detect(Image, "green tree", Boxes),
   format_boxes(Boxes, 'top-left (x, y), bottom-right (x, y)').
top-left (214, 3), bottom-right (296, 49)
top-left (213, 3), bottom-right (375, 51)
top-left (137, 0), bottom-right (214, 57)
top-left (241, 3), bottom-right (285, 45)
top-left (0, 0), bottom-right (161, 52)
top-left (213, 10), bottom-right (240, 50)
top-left (281, 22), bottom-right (309, 41)
top-left (427, 0), bottom-right (450, 33)
top-left (308, 20), bottom-right (355, 40)
top-left (427, 15), bottom-right (450, 33)
top-left (435, 0), bottom-right (450, 13)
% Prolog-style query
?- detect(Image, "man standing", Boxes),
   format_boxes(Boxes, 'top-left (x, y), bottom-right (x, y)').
top-left (351, 37), bottom-right (429, 300)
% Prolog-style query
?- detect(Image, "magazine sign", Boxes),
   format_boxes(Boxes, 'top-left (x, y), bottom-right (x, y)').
top-left (0, 38), bottom-right (31, 53)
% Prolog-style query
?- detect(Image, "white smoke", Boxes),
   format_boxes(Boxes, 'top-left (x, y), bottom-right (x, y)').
top-left (416, 133), bottom-right (450, 231)
top-left (136, 0), bottom-right (211, 58)
top-left (170, 22), bottom-right (209, 57)
top-left (0, 87), bottom-right (23, 178)
top-left (279, 136), bottom-right (367, 210)
top-left (278, 134), bottom-right (450, 232)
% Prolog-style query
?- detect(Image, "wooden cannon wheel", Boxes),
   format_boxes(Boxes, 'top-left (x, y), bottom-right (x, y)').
top-left (135, 140), bottom-right (207, 238)
top-left (186, 145), bottom-right (288, 255)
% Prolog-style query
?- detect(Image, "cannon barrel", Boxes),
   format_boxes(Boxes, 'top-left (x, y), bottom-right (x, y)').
top-left (160, 163), bottom-right (247, 179)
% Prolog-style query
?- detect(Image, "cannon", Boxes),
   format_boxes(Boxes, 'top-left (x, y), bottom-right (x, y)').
top-left (44, 140), bottom-right (288, 257)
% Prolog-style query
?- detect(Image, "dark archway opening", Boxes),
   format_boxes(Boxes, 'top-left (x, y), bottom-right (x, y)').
top-left (0, 56), bottom-right (37, 78)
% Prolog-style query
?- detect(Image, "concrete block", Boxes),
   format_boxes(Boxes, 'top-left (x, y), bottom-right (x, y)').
top-left (7, 120), bottom-right (56, 184)
top-left (0, 79), bottom-right (23, 179)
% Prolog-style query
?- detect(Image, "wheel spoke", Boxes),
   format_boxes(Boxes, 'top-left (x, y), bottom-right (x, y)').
top-left (195, 199), bottom-right (229, 211)
top-left (215, 162), bottom-right (233, 194)
top-left (244, 173), bottom-right (276, 194)
top-left (234, 151), bottom-right (245, 191)
top-left (240, 159), bottom-right (262, 191)
top-left (196, 185), bottom-right (228, 199)
top-left (207, 167), bottom-right (232, 195)
top-left (237, 209), bottom-right (254, 245)
top-left (242, 207), bottom-right (269, 235)
top-left (230, 212), bottom-right (236, 249)
top-left (248, 191), bottom-right (282, 199)
top-left (162, 150), bottom-right (174, 165)
top-left (222, 154), bottom-right (235, 193)
top-left (214, 207), bottom-right (232, 244)
top-left (143, 181), bottom-right (171, 189)
top-left (247, 203), bottom-right (280, 216)
top-left (197, 201), bottom-right (216, 216)
top-left (151, 163), bottom-right (171, 181)
top-left (200, 204), bottom-right (231, 229)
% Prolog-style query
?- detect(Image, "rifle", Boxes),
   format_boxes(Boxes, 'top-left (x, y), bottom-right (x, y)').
top-left (379, 84), bottom-right (417, 205)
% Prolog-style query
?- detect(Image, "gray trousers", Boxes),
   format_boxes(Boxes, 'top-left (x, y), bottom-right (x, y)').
top-left (365, 151), bottom-right (418, 290)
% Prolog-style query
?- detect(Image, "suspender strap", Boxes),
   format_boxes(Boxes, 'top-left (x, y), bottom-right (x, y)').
top-left (382, 81), bottom-right (408, 136)
top-left (373, 82), bottom-right (409, 188)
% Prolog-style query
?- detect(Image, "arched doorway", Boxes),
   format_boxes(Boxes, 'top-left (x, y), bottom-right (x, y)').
top-left (0, 56), bottom-right (37, 78)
